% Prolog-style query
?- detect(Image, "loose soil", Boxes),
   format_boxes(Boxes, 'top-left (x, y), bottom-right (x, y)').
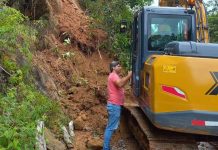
top-left (33, 0), bottom-right (139, 149)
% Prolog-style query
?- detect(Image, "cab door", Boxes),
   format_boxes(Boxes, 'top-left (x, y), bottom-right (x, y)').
top-left (132, 12), bottom-right (143, 97)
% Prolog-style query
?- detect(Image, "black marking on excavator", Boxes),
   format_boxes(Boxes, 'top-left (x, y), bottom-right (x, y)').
top-left (206, 72), bottom-right (218, 95)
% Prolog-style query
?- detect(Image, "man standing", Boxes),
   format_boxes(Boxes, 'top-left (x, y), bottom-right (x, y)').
top-left (103, 61), bottom-right (132, 150)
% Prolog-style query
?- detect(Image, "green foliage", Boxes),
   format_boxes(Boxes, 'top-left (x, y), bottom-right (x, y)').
top-left (205, 0), bottom-right (218, 43)
top-left (125, 0), bottom-right (152, 8)
top-left (2, 56), bottom-right (17, 71)
top-left (0, 76), bottom-right (63, 149)
top-left (0, 55), bottom-right (65, 149)
top-left (112, 33), bottom-right (131, 69)
top-left (0, 6), bottom-right (36, 60)
top-left (0, 5), bottom-right (65, 149)
top-left (208, 14), bottom-right (218, 43)
top-left (79, 0), bottom-right (152, 70)
top-left (0, 0), bottom-right (7, 6)
top-left (63, 38), bottom-right (71, 45)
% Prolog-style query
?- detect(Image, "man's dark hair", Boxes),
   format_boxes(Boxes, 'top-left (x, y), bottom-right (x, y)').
top-left (109, 61), bottom-right (119, 72)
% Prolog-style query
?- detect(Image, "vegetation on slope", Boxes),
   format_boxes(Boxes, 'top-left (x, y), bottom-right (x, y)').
top-left (0, 3), bottom-right (64, 149)
top-left (79, 0), bottom-right (152, 69)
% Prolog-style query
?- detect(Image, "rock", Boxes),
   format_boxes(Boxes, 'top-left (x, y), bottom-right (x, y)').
top-left (198, 142), bottom-right (216, 150)
top-left (44, 128), bottom-right (67, 150)
top-left (61, 126), bottom-right (72, 144)
top-left (33, 66), bottom-right (59, 100)
top-left (81, 114), bottom-right (88, 121)
top-left (46, 0), bottom-right (63, 14)
top-left (83, 125), bottom-right (92, 132)
top-left (67, 86), bottom-right (78, 95)
top-left (94, 87), bottom-right (107, 104)
top-left (36, 121), bottom-right (46, 150)
top-left (74, 116), bottom-right (84, 130)
top-left (43, 34), bottom-right (58, 50)
top-left (69, 121), bottom-right (75, 137)
top-left (61, 126), bottom-right (74, 149)
top-left (111, 139), bottom-right (126, 150)
top-left (81, 101), bottom-right (93, 110)
top-left (86, 138), bottom-right (103, 150)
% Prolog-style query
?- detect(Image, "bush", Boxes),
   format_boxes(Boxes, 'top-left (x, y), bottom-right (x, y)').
top-left (79, 0), bottom-right (152, 70)
top-left (0, 5), bottom-right (65, 149)
top-left (0, 82), bottom-right (63, 149)
top-left (0, 6), bottom-right (36, 60)
top-left (208, 14), bottom-right (218, 43)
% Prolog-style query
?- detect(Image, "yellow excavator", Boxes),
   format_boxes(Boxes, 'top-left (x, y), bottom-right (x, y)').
top-left (130, 0), bottom-right (218, 136)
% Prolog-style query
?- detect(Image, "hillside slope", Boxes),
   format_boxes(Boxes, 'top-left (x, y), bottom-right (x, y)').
top-left (33, 0), bottom-right (110, 149)
top-left (31, 0), bottom-right (139, 149)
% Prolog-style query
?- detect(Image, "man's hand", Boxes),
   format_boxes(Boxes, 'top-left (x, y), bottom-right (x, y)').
top-left (127, 71), bottom-right (132, 77)
top-left (115, 71), bottom-right (132, 88)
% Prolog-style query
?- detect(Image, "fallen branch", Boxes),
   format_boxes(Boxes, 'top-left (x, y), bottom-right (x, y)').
top-left (0, 65), bottom-right (11, 76)
top-left (97, 39), bottom-right (102, 60)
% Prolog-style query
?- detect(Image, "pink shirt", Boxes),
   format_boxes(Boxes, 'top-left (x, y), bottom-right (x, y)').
top-left (107, 72), bottom-right (124, 105)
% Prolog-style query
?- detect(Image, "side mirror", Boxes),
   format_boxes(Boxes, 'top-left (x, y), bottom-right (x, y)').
top-left (120, 20), bottom-right (127, 33)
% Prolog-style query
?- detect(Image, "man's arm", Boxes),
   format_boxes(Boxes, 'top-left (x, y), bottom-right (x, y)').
top-left (115, 71), bottom-right (132, 88)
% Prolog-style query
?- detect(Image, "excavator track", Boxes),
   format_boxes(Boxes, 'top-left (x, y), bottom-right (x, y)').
top-left (123, 106), bottom-right (218, 150)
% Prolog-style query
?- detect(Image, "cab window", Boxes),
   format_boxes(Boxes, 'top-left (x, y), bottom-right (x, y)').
top-left (148, 14), bottom-right (192, 51)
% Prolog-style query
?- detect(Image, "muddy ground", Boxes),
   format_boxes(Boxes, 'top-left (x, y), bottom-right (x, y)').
top-left (32, 0), bottom-right (140, 149)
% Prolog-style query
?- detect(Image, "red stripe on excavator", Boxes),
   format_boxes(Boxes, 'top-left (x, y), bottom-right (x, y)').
top-left (162, 85), bottom-right (186, 99)
top-left (192, 120), bottom-right (205, 126)
top-left (191, 120), bottom-right (218, 126)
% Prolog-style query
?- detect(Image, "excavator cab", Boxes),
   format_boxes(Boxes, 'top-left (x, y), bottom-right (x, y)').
top-left (132, 6), bottom-right (196, 96)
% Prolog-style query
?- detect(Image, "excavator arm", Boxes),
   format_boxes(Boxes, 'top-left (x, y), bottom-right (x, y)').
top-left (159, 0), bottom-right (209, 43)
top-left (159, 0), bottom-right (188, 7)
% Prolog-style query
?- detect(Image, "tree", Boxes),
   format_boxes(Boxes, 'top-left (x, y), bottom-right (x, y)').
top-left (208, 14), bottom-right (218, 43)
top-left (205, 0), bottom-right (218, 15)
top-left (126, 0), bottom-right (152, 8)
top-left (79, 0), bottom-right (153, 69)
top-left (0, 3), bottom-right (64, 149)
top-left (206, 0), bottom-right (218, 42)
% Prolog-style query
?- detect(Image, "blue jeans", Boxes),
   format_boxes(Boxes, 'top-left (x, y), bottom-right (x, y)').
top-left (103, 103), bottom-right (121, 150)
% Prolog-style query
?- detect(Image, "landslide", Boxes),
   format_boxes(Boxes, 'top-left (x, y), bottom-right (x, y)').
top-left (13, 0), bottom-right (138, 149)
top-left (31, 0), bottom-right (111, 149)
top-left (22, 0), bottom-right (218, 150)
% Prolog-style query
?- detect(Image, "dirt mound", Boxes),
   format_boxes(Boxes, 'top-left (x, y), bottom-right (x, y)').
top-left (46, 0), bottom-right (107, 54)
top-left (34, 45), bottom-right (110, 149)
top-left (32, 0), bottom-right (139, 149)
top-left (33, 0), bottom-right (111, 148)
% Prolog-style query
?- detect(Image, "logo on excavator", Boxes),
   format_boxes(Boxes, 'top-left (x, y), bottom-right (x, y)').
top-left (206, 72), bottom-right (218, 95)
top-left (163, 65), bottom-right (176, 73)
